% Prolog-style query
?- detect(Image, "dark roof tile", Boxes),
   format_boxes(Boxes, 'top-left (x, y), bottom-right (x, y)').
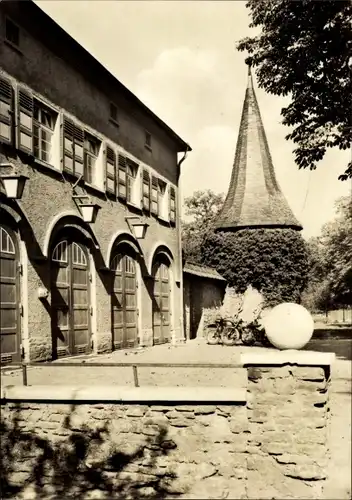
top-left (183, 263), bottom-right (226, 281)
top-left (215, 65), bottom-right (302, 231)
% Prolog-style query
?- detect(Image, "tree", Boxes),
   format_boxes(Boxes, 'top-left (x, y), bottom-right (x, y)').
top-left (201, 228), bottom-right (309, 306)
top-left (182, 190), bottom-right (224, 264)
top-left (300, 237), bottom-right (332, 311)
top-left (320, 196), bottom-right (352, 306)
top-left (237, 0), bottom-right (352, 180)
top-left (182, 190), bottom-right (309, 305)
top-left (302, 195), bottom-right (352, 309)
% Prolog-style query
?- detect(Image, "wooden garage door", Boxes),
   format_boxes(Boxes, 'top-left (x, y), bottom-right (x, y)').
top-left (51, 239), bottom-right (91, 358)
top-left (111, 253), bottom-right (138, 349)
top-left (0, 225), bottom-right (21, 364)
top-left (152, 260), bottom-right (170, 345)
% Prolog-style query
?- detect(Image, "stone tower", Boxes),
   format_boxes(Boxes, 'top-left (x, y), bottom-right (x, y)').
top-left (215, 64), bottom-right (302, 231)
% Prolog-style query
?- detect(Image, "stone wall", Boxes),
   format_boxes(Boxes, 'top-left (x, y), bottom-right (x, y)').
top-left (1, 395), bottom-right (248, 499)
top-left (246, 364), bottom-right (330, 499)
top-left (0, 352), bottom-right (334, 499)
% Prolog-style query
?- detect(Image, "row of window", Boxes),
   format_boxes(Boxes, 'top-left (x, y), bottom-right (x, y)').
top-left (0, 76), bottom-right (176, 223)
top-left (4, 17), bottom-right (153, 152)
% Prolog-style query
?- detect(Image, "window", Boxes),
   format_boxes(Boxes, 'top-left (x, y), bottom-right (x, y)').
top-left (151, 176), bottom-right (158, 215)
top-left (0, 227), bottom-right (15, 254)
top-left (84, 133), bottom-right (99, 185)
top-left (17, 89), bottom-right (33, 154)
top-left (158, 179), bottom-right (167, 219)
top-left (145, 131), bottom-right (152, 150)
top-left (169, 186), bottom-right (176, 224)
top-left (5, 18), bottom-right (20, 47)
top-left (63, 117), bottom-right (84, 177)
top-left (126, 159), bottom-right (138, 203)
top-left (117, 154), bottom-right (138, 203)
top-left (106, 146), bottom-right (116, 194)
top-left (33, 101), bottom-right (55, 163)
top-left (109, 103), bottom-right (118, 124)
top-left (72, 242), bottom-right (87, 266)
top-left (0, 77), bottom-right (14, 145)
top-left (52, 241), bottom-right (68, 263)
top-left (142, 170), bottom-right (150, 211)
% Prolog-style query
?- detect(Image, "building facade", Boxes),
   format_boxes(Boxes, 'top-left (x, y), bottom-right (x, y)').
top-left (0, 1), bottom-right (190, 364)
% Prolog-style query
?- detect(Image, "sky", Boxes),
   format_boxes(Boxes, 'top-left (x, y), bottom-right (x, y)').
top-left (36, 0), bottom-right (351, 240)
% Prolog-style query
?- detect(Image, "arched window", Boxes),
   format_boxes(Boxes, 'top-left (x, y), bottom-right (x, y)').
top-left (111, 253), bottom-right (123, 272)
top-left (0, 227), bottom-right (15, 254)
top-left (72, 242), bottom-right (87, 266)
top-left (52, 240), bottom-right (68, 263)
top-left (125, 255), bottom-right (135, 274)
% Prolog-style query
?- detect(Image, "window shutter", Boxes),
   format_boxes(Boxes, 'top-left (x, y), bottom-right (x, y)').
top-left (169, 186), bottom-right (176, 224)
top-left (118, 154), bottom-right (127, 199)
top-left (140, 169), bottom-right (144, 207)
top-left (0, 77), bottom-right (14, 145)
top-left (106, 145), bottom-right (116, 195)
top-left (62, 116), bottom-right (75, 174)
top-left (151, 176), bottom-right (158, 215)
top-left (142, 169), bottom-right (150, 212)
top-left (73, 124), bottom-right (84, 178)
top-left (62, 117), bottom-right (74, 173)
top-left (62, 117), bottom-right (83, 177)
top-left (17, 88), bottom-right (33, 154)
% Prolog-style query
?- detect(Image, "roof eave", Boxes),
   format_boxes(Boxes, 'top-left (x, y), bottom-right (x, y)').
top-left (215, 223), bottom-right (303, 232)
top-left (183, 270), bottom-right (227, 282)
top-left (15, 1), bottom-right (191, 153)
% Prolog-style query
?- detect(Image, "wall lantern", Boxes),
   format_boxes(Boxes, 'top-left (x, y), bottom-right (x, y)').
top-left (1, 174), bottom-right (28, 199)
top-left (0, 163), bottom-right (28, 200)
top-left (125, 216), bottom-right (149, 240)
top-left (78, 202), bottom-right (101, 224)
top-left (72, 176), bottom-right (101, 223)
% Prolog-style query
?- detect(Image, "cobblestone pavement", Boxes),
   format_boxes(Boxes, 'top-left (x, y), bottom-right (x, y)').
top-left (1, 338), bottom-right (351, 499)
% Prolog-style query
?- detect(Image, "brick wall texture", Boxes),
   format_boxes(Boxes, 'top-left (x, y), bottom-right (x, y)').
top-left (0, 364), bottom-right (331, 499)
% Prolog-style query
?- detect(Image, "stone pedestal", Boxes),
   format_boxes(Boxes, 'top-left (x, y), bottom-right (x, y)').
top-left (242, 351), bottom-right (335, 500)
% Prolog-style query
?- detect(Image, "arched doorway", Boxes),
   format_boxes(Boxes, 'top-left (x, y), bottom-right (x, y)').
top-left (50, 236), bottom-right (91, 358)
top-left (111, 248), bottom-right (138, 349)
top-left (0, 224), bottom-right (21, 363)
top-left (152, 256), bottom-right (171, 345)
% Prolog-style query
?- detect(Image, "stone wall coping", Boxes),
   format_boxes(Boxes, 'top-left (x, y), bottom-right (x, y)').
top-left (241, 350), bottom-right (336, 367)
top-left (0, 385), bottom-right (247, 403)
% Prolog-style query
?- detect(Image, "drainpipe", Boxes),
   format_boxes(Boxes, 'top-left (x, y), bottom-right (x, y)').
top-left (176, 145), bottom-right (190, 342)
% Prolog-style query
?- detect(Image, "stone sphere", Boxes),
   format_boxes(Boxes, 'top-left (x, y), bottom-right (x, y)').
top-left (263, 303), bottom-right (314, 350)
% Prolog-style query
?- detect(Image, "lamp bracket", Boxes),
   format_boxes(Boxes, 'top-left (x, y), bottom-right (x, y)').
top-left (72, 194), bottom-right (90, 200)
top-left (72, 174), bottom-right (84, 190)
top-left (71, 175), bottom-right (94, 209)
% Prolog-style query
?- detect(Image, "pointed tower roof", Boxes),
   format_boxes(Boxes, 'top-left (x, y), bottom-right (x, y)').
top-left (215, 64), bottom-right (302, 231)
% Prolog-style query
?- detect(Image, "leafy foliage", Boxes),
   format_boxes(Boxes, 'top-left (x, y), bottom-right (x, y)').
top-left (303, 195), bottom-right (352, 309)
top-left (201, 227), bottom-right (309, 306)
top-left (237, 0), bottom-right (352, 179)
top-left (182, 190), bottom-right (224, 263)
top-left (182, 190), bottom-right (309, 305)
